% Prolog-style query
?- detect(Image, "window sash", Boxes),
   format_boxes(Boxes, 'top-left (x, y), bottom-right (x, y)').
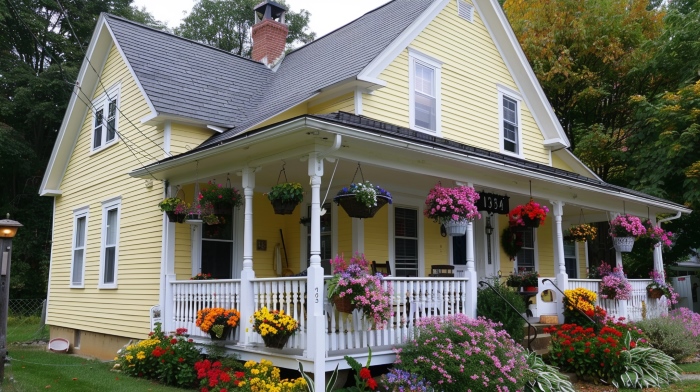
top-left (101, 205), bottom-right (119, 286)
top-left (106, 99), bottom-right (117, 142)
top-left (516, 228), bottom-right (535, 271)
top-left (94, 109), bottom-right (104, 149)
top-left (413, 60), bottom-right (437, 132)
top-left (502, 96), bottom-right (518, 153)
top-left (395, 207), bottom-right (418, 277)
top-left (72, 215), bottom-right (86, 286)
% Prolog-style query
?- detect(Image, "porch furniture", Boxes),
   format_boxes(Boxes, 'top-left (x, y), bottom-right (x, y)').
top-left (371, 260), bottom-right (391, 276)
top-left (429, 265), bottom-right (455, 277)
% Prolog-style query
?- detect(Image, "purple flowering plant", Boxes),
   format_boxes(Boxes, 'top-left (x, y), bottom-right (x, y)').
top-left (609, 214), bottom-right (646, 237)
top-left (643, 220), bottom-right (675, 250)
top-left (334, 181), bottom-right (392, 208)
top-left (377, 369), bottom-right (433, 391)
top-left (598, 264), bottom-right (632, 301)
top-left (394, 314), bottom-right (526, 392)
top-left (424, 183), bottom-right (481, 224)
top-left (647, 270), bottom-right (679, 305)
top-left (326, 253), bottom-right (394, 328)
top-left (669, 308), bottom-right (700, 341)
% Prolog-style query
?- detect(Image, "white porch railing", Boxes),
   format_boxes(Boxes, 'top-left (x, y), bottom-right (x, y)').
top-left (172, 279), bottom-right (242, 340)
top-left (170, 275), bottom-right (470, 355)
top-left (566, 279), bottom-right (666, 322)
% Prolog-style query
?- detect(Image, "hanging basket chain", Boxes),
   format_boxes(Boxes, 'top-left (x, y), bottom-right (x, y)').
top-left (276, 162), bottom-right (288, 185)
top-left (579, 209), bottom-right (585, 225)
top-left (351, 162), bottom-right (365, 184)
top-left (225, 173), bottom-right (232, 189)
top-left (176, 185), bottom-right (186, 204)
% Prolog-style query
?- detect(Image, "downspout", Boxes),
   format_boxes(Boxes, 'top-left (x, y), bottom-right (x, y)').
top-left (655, 211), bottom-right (683, 282)
top-left (657, 211), bottom-right (682, 226)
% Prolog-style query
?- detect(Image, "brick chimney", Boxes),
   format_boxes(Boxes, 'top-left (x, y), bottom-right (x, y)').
top-left (252, 1), bottom-right (289, 66)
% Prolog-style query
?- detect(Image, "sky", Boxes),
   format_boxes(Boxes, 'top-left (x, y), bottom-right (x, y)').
top-left (131, 0), bottom-right (391, 38)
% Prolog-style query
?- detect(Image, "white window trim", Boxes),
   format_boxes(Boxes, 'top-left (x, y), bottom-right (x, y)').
top-left (90, 83), bottom-right (121, 154)
top-left (498, 84), bottom-right (523, 158)
top-left (408, 47), bottom-right (442, 136)
top-left (70, 206), bottom-right (89, 288)
top-left (190, 210), bottom-right (243, 279)
top-left (98, 196), bottom-right (121, 289)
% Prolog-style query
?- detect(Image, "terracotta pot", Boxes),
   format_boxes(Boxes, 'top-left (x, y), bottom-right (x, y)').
top-left (523, 286), bottom-right (538, 292)
top-left (648, 288), bottom-right (664, 299)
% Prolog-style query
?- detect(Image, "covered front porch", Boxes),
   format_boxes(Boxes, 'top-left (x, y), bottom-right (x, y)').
top-left (133, 113), bottom-right (690, 387)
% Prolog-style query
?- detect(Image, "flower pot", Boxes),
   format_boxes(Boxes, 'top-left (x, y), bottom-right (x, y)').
top-left (335, 194), bottom-right (390, 219)
top-left (165, 211), bottom-right (186, 223)
top-left (333, 296), bottom-right (354, 313)
top-left (522, 216), bottom-right (541, 228)
top-left (262, 333), bottom-right (291, 349)
top-left (648, 288), bottom-right (664, 299)
top-left (444, 220), bottom-right (468, 236)
top-left (523, 286), bottom-right (538, 292)
top-left (613, 237), bottom-right (635, 252)
top-left (270, 199), bottom-right (299, 215)
top-left (208, 325), bottom-right (235, 340)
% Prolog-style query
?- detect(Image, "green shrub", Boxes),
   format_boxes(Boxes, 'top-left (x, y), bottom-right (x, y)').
top-left (613, 345), bottom-right (682, 388)
top-left (395, 314), bottom-right (527, 392)
top-left (477, 279), bottom-right (526, 343)
top-left (635, 317), bottom-right (696, 361)
top-left (523, 350), bottom-right (575, 392)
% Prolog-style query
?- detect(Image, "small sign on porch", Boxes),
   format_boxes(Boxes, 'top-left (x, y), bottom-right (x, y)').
top-left (150, 305), bottom-right (162, 331)
top-left (477, 192), bottom-right (509, 214)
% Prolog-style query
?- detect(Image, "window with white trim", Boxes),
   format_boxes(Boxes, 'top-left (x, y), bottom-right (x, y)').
top-left (564, 242), bottom-right (578, 278)
top-left (92, 84), bottom-right (120, 151)
top-left (516, 228), bottom-right (536, 272)
top-left (394, 207), bottom-right (418, 277)
top-left (70, 208), bottom-right (89, 287)
top-left (498, 86), bottom-right (522, 155)
top-left (409, 49), bottom-right (442, 134)
top-left (99, 198), bottom-right (121, 288)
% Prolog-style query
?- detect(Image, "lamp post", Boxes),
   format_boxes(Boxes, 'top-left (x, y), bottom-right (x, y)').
top-left (485, 214), bottom-right (494, 264)
top-left (0, 214), bottom-right (22, 383)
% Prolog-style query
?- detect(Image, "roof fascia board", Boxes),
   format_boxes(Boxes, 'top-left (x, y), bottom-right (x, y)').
top-left (554, 149), bottom-right (602, 181)
top-left (141, 112), bottom-right (233, 128)
top-left (302, 118), bottom-right (688, 214)
top-left (357, 0), bottom-right (450, 80)
top-left (40, 15), bottom-right (111, 195)
top-left (103, 18), bottom-right (157, 116)
top-left (542, 138), bottom-right (567, 150)
top-left (308, 78), bottom-right (384, 107)
top-left (473, 0), bottom-right (570, 147)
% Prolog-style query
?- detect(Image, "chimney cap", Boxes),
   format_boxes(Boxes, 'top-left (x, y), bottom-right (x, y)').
top-left (254, 0), bottom-right (287, 20)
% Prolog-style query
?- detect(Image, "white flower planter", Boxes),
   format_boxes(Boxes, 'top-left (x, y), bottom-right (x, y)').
top-left (613, 236), bottom-right (635, 252)
top-left (444, 220), bottom-right (468, 236)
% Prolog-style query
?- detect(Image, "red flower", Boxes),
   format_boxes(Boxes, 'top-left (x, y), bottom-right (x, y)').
top-left (171, 338), bottom-right (178, 345)
top-left (359, 368), bottom-right (371, 380)
top-left (234, 371), bottom-right (245, 379)
top-left (367, 378), bottom-right (378, 390)
top-left (178, 357), bottom-right (184, 363)
top-left (630, 341), bottom-right (636, 348)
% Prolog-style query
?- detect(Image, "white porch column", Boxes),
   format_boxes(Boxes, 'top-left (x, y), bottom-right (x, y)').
top-left (551, 201), bottom-right (568, 324)
top-left (352, 219), bottom-right (364, 254)
top-left (239, 167), bottom-right (256, 345)
top-left (161, 184), bottom-right (177, 333)
top-left (464, 182), bottom-right (477, 318)
top-left (307, 153), bottom-right (326, 390)
top-left (650, 216), bottom-right (665, 279)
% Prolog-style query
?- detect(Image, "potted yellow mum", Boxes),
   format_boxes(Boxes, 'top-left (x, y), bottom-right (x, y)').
top-left (251, 307), bottom-right (299, 349)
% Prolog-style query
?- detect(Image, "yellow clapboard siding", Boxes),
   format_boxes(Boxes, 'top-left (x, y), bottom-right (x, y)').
top-left (537, 217), bottom-right (555, 277)
top-left (423, 216), bottom-right (448, 277)
top-left (254, 102), bottom-right (309, 129)
top-left (552, 154), bottom-right (574, 172)
top-left (48, 44), bottom-right (163, 336)
top-left (337, 209), bottom-right (352, 257)
top-left (308, 92), bottom-right (355, 115)
top-left (362, 0), bottom-right (549, 164)
top-left (171, 123), bottom-right (213, 156)
top-left (363, 207), bottom-right (389, 262)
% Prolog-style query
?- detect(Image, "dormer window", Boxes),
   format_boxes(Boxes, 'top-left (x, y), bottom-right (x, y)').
top-left (498, 85), bottom-right (522, 156)
top-left (409, 48), bottom-right (442, 135)
top-left (92, 84), bottom-right (120, 152)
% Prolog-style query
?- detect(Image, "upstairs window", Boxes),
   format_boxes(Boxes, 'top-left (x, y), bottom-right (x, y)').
top-left (92, 84), bottom-right (120, 151)
top-left (498, 85), bottom-right (522, 156)
top-left (409, 49), bottom-right (442, 134)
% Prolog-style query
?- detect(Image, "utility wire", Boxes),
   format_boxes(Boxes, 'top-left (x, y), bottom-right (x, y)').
top-left (55, 0), bottom-right (172, 158)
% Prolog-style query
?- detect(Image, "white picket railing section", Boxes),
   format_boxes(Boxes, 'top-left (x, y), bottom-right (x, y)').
top-left (170, 276), bottom-right (470, 354)
top-left (566, 279), bottom-right (665, 322)
top-left (171, 280), bottom-right (241, 340)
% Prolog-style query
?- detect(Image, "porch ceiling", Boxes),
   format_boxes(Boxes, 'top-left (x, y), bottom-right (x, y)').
top-left (130, 114), bottom-right (690, 219)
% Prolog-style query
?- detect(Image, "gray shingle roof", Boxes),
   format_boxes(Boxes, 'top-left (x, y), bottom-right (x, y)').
top-left (105, 15), bottom-right (271, 127)
top-left (105, 0), bottom-right (434, 146)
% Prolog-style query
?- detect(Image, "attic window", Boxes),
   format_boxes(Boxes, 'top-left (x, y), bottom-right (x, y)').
top-left (457, 0), bottom-right (474, 23)
top-left (91, 83), bottom-right (120, 153)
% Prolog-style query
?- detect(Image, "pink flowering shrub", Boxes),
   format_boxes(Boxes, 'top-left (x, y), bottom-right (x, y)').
top-left (424, 183), bottom-right (480, 224)
top-left (609, 214), bottom-right (646, 237)
top-left (394, 314), bottom-right (526, 392)
top-left (647, 270), bottom-right (680, 306)
top-left (326, 253), bottom-right (394, 328)
top-left (669, 308), bottom-right (700, 349)
top-left (643, 220), bottom-right (675, 250)
top-left (598, 263), bottom-right (632, 301)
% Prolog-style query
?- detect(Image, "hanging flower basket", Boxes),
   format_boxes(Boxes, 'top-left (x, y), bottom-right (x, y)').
top-left (199, 180), bottom-right (242, 216)
top-left (444, 220), bottom-right (468, 236)
top-left (522, 216), bottom-right (541, 228)
top-left (335, 193), bottom-right (391, 219)
top-left (613, 237), bottom-right (635, 252)
top-left (267, 182), bottom-right (304, 215)
top-left (508, 199), bottom-right (548, 229)
top-left (333, 296), bottom-right (354, 313)
top-left (569, 223), bottom-right (597, 242)
top-left (648, 288), bottom-right (664, 299)
top-left (262, 333), bottom-right (292, 349)
top-left (208, 325), bottom-right (235, 341)
top-left (165, 211), bottom-right (186, 223)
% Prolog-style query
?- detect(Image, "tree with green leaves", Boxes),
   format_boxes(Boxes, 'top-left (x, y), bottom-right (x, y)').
top-left (174, 0), bottom-right (315, 57)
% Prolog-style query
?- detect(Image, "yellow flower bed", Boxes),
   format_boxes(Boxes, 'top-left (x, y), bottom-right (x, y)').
top-left (239, 359), bottom-right (307, 392)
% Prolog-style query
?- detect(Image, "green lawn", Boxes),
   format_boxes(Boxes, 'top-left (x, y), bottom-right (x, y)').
top-left (3, 347), bottom-right (187, 392)
top-left (6, 317), bottom-right (49, 344)
top-left (678, 362), bottom-right (700, 374)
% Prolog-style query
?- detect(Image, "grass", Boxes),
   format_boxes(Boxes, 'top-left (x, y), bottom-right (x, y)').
top-left (7, 317), bottom-right (49, 343)
top-left (678, 362), bottom-right (700, 374)
top-left (3, 347), bottom-right (186, 392)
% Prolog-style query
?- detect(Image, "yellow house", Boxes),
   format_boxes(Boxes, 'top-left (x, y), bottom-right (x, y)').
top-left (39, 0), bottom-right (689, 386)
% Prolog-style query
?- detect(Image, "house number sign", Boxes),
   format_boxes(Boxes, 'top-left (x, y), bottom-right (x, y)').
top-left (477, 192), bottom-right (509, 214)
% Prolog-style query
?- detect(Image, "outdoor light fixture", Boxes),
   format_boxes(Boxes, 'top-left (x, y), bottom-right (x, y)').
top-left (484, 215), bottom-right (494, 236)
top-left (0, 214), bottom-right (22, 238)
top-left (485, 214), bottom-right (494, 264)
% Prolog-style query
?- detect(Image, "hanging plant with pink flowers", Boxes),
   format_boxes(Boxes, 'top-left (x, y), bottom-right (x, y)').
top-left (424, 183), bottom-right (481, 224)
top-left (609, 214), bottom-right (646, 237)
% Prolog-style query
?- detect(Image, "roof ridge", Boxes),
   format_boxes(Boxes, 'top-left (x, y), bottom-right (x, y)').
top-left (283, 0), bottom-right (395, 59)
top-left (102, 13), bottom-right (269, 68)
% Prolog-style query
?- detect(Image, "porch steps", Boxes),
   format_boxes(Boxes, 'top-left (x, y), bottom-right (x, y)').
top-left (522, 323), bottom-right (557, 354)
